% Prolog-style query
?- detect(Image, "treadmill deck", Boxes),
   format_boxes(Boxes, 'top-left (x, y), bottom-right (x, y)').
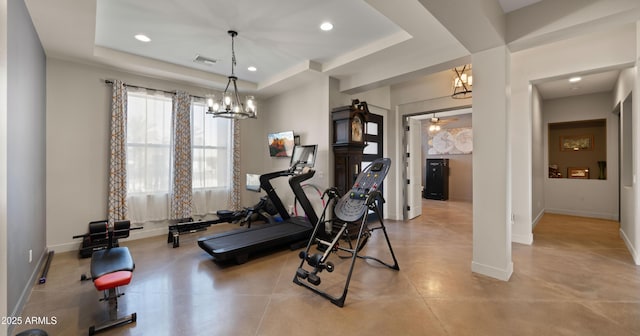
top-left (198, 217), bottom-right (312, 263)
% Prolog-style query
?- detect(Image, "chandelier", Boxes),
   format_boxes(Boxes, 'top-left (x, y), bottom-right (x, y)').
top-left (429, 116), bottom-right (441, 132)
top-left (451, 65), bottom-right (472, 99)
top-left (206, 30), bottom-right (257, 119)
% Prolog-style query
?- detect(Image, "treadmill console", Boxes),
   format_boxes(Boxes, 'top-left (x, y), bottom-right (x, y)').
top-left (334, 158), bottom-right (391, 222)
top-left (289, 145), bottom-right (317, 174)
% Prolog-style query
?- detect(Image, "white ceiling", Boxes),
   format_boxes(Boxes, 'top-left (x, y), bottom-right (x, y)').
top-left (23, 0), bottom-right (639, 98)
top-left (94, 0), bottom-right (404, 85)
top-left (497, 0), bottom-right (542, 13)
top-left (536, 70), bottom-right (621, 100)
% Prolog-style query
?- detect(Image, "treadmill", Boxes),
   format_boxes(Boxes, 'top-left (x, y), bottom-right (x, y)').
top-left (198, 145), bottom-right (319, 264)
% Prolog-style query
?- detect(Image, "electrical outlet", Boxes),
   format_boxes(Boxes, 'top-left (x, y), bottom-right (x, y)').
top-left (29, 249), bottom-right (32, 263)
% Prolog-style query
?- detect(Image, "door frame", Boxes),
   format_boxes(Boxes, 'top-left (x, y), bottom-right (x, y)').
top-left (402, 106), bottom-right (472, 221)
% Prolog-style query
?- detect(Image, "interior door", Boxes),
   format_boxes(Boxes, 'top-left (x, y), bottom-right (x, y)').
top-left (407, 117), bottom-right (422, 219)
top-left (361, 113), bottom-right (383, 220)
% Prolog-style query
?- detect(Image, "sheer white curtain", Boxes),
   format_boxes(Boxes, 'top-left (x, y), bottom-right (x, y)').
top-left (191, 99), bottom-right (233, 215)
top-left (126, 89), bottom-right (173, 223)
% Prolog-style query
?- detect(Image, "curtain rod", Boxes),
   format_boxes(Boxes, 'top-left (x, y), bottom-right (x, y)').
top-left (104, 79), bottom-right (206, 100)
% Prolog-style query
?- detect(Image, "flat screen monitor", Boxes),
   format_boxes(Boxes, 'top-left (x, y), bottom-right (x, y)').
top-left (246, 174), bottom-right (261, 192)
top-left (290, 145), bottom-right (317, 169)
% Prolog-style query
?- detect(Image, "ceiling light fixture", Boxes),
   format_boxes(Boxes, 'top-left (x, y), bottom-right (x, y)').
top-left (429, 116), bottom-right (441, 132)
top-left (134, 34), bottom-right (151, 42)
top-left (320, 22), bottom-right (334, 31)
top-left (247, 66), bottom-right (257, 72)
top-left (206, 30), bottom-right (257, 119)
top-left (452, 65), bottom-right (472, 99)
top-left (569, 76), bottom-right (582, 83)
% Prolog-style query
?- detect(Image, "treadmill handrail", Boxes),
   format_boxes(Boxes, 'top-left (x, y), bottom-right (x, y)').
top-left (289, 173), bottom-right (319, 225)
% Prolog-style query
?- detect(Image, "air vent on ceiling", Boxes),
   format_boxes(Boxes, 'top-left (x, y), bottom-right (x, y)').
top-left (193, 55), bottom-right (218, 66)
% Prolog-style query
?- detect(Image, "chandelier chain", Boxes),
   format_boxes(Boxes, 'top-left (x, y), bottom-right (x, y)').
top-left (230, 33), bottom-right (237, 77)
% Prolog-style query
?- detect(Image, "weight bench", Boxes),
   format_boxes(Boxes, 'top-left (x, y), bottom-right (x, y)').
top-left (88, 247), bottom-right (136, 335)
top-left (75, 220), bottom-right (141, 335)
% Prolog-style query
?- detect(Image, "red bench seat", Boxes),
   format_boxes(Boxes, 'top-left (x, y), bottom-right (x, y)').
top-left (93, 271), bottom-right (132, 291)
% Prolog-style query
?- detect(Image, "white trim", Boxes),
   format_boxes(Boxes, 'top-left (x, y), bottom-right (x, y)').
top-left (49, 227), bottom-right (167, 253)
top-left (544, 208), bottom-right (619, 221)
top-left (471, 260), bottom-right (513, 281)
top-left (8, 249), bottom-right (47, 334)
top-left (532, 208), bottom-right (544, 229)
top-left (620, 228), bottom-right (640, 265)
top-left (512, 232), bottom-right (533, 245)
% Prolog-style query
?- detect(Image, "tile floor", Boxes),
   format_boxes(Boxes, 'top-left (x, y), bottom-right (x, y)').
top-left (13, 200), bottom-right (640, 335)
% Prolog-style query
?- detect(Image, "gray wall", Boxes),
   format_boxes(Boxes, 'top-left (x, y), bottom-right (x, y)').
top-left (6, 0), bottom-right (47, 317)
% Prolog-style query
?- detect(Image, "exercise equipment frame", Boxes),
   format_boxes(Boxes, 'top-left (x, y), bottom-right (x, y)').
top-left (293, 187), bottom-right (399, 307)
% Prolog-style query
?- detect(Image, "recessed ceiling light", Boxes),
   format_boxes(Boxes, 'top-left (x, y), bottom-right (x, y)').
top-left (134, 34), bottom-right (151, 42)
top-left (568, 76), bottom-right (582, 83)
top-left (248, 66), bottom-right (257, 72)
top-left (320, 22), bottom-right (333, 31)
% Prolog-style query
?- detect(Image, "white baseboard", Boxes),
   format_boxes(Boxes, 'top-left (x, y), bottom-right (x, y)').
top-left (512, 232), bottom-right (533, 245)
top-left (532, 209), bottom-right (544, 229)
top-left (48, 241), bottom-right (81, 254)
top-left (8, 249), bottom-right (49, 335)
top-left (48, 227), bottom-right (168, 254)
top-left (471, 260), bottom-right (513, 281)
top-left (620, 228), bottom-right (640, 265)
top-left (544, 208), bottom-right (618, 221)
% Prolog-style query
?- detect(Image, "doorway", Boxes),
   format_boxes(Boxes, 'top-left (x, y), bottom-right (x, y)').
top-left (403, 107), bottom-right (473, 221)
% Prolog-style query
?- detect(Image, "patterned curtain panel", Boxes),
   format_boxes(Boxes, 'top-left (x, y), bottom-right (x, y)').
top-left (228, 119), bottom-right (241, 211)
top-left (170, 91), bottom-right (193, 219)
top-left (108, 80), bottom-right (128, 224)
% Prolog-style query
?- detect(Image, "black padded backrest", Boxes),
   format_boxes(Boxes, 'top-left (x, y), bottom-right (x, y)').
top-left (90, 247), bottom-right (134, 279)
top-left (113, 220), bottom-right (131, 239)
top-left (88, 220), bottom-right (109, 243)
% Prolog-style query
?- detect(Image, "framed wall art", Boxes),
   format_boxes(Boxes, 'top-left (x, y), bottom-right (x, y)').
top-left (567, 167), bottom-right (590, 179)
top-left (560, 135), bottom-right (593, 151)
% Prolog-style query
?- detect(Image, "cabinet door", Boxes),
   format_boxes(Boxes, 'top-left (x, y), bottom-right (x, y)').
top-left (334, 155), bottom-right (347, 196)
top-left (425, 159), bottom-right (448, 200)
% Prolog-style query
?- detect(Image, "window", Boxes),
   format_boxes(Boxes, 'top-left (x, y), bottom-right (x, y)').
top-left (191, 100), bottom-right (233, 216)
top-left (124, 93), bottom-right (233, 222)
top-left (191, 100), bottom-right (232, 190)
top-left (126, 91), bottom-right (173, 194)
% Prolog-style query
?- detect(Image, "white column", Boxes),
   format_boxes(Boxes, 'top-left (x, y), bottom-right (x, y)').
top-left (0, 0), bottom-right (8, 334)
top-left (634, 22), bottom-right (640, 261)
top-left (471, 46), bottom-right (513, 281)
